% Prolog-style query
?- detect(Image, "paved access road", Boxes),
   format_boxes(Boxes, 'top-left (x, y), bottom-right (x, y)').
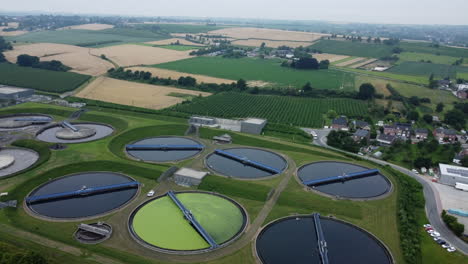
top-left (313, 133), bottom-right (468, 255)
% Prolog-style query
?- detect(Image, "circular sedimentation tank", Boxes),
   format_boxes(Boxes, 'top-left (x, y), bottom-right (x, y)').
top-left (0, 114), bottom-right (52, 129)
top-left (256, 215), bottom-right (393, 264)
top-left (0, 148), bottom-right (39, 178)
top-left (205, 148), bottom-right (287, 179)
top-left (26, 172), bottom-right (138, 220)
top-left (36, 123), bottom-right (113, 143)
top-left (129, 191), bottom-right (247, 253)
top-left (74, 222), bottom-right (112, 244)
top-left (126, 137), bottom-right (203, 162)
top-left (297, 161), bottom-right (391, 199)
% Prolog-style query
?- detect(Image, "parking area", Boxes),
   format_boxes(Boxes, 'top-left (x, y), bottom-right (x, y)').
top-left (432, 182), bottom-right (468, 235)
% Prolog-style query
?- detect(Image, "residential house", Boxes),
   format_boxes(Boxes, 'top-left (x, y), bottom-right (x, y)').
top-left (377, 134), bottom-right (396, 145)
top-left (352, 129), bottom-right (370, 142)
top-left (438, 79), bottom-right (451, 89)
top-left (457, 90), bottom-right (468, 99)
top-left (433, 128), bottom-right (458, 142)
top-left (384, 123), bottom-right (412, 138)
top-left (414, 128), bottom-right (429, 140)
top-left (453, 148), bottom-right (468, 164)
top-left (331, 116), bottom-right (348, 131)
top-left (456, 83), bottom-right (468, 91)
top-left (354, 120), bottom-right (370, 130)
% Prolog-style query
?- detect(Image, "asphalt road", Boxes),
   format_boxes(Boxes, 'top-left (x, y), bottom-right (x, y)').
top-left (312, 130), bottom-right (468, 255)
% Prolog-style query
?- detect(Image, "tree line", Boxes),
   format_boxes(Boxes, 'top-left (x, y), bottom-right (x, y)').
top-left (16, 54), bottom-right (71, 72)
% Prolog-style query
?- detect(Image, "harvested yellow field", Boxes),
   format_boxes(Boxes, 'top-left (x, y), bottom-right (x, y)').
top-left (90, 44), bottom-right (192, 67)
top-left (58, 23), bottom-right (114, 31)
top-left (335, 57), bottom-right (366, 67)
top-left (311, 53), bottom-right (349, 63)
top-left (355, 76), bottom-right (391, 96)
top-left (0, 30), bottom-right (27, 36)
top-left (127, 67), bottom-right (235, 84)
top-left (349, 58), bottom-right (378, 69)
top-left (145, 38), bottom-right (205, 46)
top-left (4, 43), bottom-right (113, 76)
top-left (208, 27), bottom-right (328, 42)
top-left (76, 77), bottom-right (211, 110)
top-left (231, 39), bottom-right (313, 48)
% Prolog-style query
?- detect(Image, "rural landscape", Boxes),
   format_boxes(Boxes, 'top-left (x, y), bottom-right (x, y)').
top-left (1, 1), bottom-right (468, 264)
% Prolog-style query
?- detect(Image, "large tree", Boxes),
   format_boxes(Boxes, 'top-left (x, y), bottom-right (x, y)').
top-left (358, 83), bottom-right (376, 100)
top-left (444, 109), bottom-right (465, 130)
top-left (16, 54), bottom-right (39, 67)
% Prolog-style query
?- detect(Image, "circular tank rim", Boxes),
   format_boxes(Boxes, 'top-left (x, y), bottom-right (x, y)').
top-left (128, 190), bottom-right (249, 255)
top-left (125, 136), bottom-right (205, 164)
top-left (204, 146), bottom-right (288, 181)
top-left (254, 213), bottom-right (395, 264)
top-left (74, 222), bottom-right (113, 244)
top-left (35, 122), bottom-right (115, 144)
top-left (24, 171), bottom-right (140, 222)
top-left (0, 147), bottom-right (40, 179)
top-left (0, 113), bottom-right (53, 129)
top-left (295, 160), bottom-right (393, 201)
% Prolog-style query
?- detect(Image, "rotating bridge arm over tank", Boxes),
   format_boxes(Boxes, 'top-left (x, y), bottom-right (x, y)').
top-left (303, 169), bottom-right (379, 186)
top-left (61, 121), bottom-right (79, 132)
top-left (126, 144), bottom-right (204, 151)
top-left (13, 117), bottom-right (51, 123)
top-left (166, 191), bottom-right (219, 249)
top-left (26, 181), bottom-right (140, 204)
top-left (313, 213), bottom-right (329, 264)
top-left (214, 149), bottom-right (281, 174)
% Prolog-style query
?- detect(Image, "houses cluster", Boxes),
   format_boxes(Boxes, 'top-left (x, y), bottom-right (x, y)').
top-left (435, 79), bottom-right (468, 99)
top-left (331, 116), bottom-right (371, 143)
top-left (455, 83), bottom-right (468, 99)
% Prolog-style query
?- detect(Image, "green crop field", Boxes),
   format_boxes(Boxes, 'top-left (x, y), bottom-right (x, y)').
top-left (168, 92), bottom-right (367, 127)
top-left (0, 63), bottom-right (91, 93)
top-left (179, 193), bottom-right (244, 244)
top-left (399, 42), bottom-right (468, 58)
top-left (156, 45), bottom-right (200, 51)
top-left (398, 52), bottom-right (460, 65)
top-left (155, 56), bottom-right (355, 90)
top-left (387, 61), bottom-right (468, 78)
top-left (6, 28), bottom-right (168, 47)
top-left (309, 40), bottom-right (395, 58)
top-left (133, 23), bottom-right (227, 34)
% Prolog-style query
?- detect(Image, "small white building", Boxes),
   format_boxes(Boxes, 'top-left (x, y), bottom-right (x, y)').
top-left (373, 66), bottom-right (389, 72)
top-left (173, 168), bottom-right (208, 187)
top-left (439, 163), bottom-right (468, 186)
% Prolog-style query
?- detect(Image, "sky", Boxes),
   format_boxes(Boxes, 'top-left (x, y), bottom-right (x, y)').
top-left (1, 0), bottom-right (468, 26)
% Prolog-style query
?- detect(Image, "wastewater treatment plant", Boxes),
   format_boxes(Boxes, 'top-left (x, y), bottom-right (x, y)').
top-left (0, 103), bottom-right (462, 264)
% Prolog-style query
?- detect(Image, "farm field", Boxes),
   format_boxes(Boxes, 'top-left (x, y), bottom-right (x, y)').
top-left (168, 92), bottom-right (368, 127)
top-left (127, 67), bottom-right (235, 84)
top-left (90, 44), bottom-right (193, 67)
top-left (134, 23), bottom-right (226, 34)
top-left (339, 67), bottom-right (429, 84)
top-left (208, 27), bottom-right (327, 42)
top-left (6, 28), bottom-right (169, 47)
top-left (155, 56), bottom-right (356, 90)
top-left (398, 52), bottom-right (461, 65)
top-left (0, 63), bottom-right (91, 93)
top-left (155, 45), bottom-right (200, 51)
top-left (75, 76), bottom-right (211, 109)
top-left (311, 53), bottom-right (349, 63)
top-left (335, 57), bottom-right (366, 67)
top-left (387, 61), bottom-right (468, 78)
top-left (145, 38), bottom-right (205, 46)
top-left (348, 58), bottom-right (378, 68)
top-left (309, 39), bottom-right (395, 58)
top-left (57, 23), bottom-right (114, 31)
top-left (4, 43), bottom-right (113, 76)
top-left (231, 39), bottom-right (313, 48)
top-left (399, 42), bottom-right (468, 58)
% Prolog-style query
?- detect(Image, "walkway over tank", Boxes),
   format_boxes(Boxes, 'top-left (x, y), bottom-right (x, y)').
top-left (26, 181), bottom-right (139, 204)
top-left (78, 223), bottom-right (110, 236)
top-left (13, 117), bottom-right (51, 123)
top-left (313, 213), bottom-right (329, 264)
top-left (214, 149), bottom-right (281, 174)
top-left (303, 169), bottom-right (379, 186)
top-left (61, 121), bottom-right (79, 132)
top-left (126, 144), bottom-right (204, 151)
top-left (167, 191), bottom-right (218, 249)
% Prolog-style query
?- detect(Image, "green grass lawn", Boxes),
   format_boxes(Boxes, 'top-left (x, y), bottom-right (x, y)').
top-left (388, 61), bottom-right (468, 79)
top-left (336, 66), bottom-right (429, 84)
top-left (309, 39), bottom-right (395, 58)
top-left (399, 42), bottom-right (468, 58)
top-left (0, 63), bottom-right (91, 93)
top-left (398, 52), bottom-right (461, 65)
top-left (6, 28), bottom-right (169, 47)
top-left (155, 56), bottom-right (355, 90)
top-left (132, 196), bottom-right (209, 250)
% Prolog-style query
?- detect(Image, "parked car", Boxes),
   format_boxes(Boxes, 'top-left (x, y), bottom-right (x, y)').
top-left (427, 229), bottom-right (436, 233)
top-left (430, 232), bottom-right (441, 237)
top-left (425, 227), bottom-right (433, 231)
top-left (442, 244), bottom-right (451, 249)
top-left (423, 224), bottom-right (432, 228)
top-left (147, 190), bottom-right (155, 197)
top-left (447, 247), bottom-right (456, 252)
top-left (435, 239), bottom-right (446, 245)
top-left (412, 169), bottom-right (419, 174)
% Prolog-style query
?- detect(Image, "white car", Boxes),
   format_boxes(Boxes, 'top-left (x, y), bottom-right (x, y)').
top-left (447, 247), bottom-right (456, 252)
top-left (147, 190), bottom-right (155, 197)
top-left (427, 229), bottom-right (436, 234)
top-left (412, 169), bottom-right (419, 174)
top-left (442, 244), bottom-right (451, 249)
top-left (430, 232), bottom-right (440, 237)
top-left (423, 224), bottom-right (432, 228)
